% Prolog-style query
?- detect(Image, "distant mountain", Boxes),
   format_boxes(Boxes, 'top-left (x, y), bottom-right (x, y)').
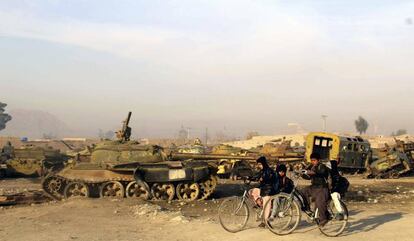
top-left (0, 109), bottom-right (72, 139)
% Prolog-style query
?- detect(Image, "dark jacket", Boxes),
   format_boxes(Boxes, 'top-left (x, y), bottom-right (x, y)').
top-left (253, 167), bottom-right (279, 196)
top-left (329, 160), bottom-right (350, 195)
top-left (306, 163), bottom-right (329, 188)
top-left (279, 176), bottom-right (294, 194)
top-left (330, 160), bottom-right (340, 192)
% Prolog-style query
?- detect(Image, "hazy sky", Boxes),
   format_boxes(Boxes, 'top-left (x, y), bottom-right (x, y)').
top-left (0, 0), bottom-right (413, 138)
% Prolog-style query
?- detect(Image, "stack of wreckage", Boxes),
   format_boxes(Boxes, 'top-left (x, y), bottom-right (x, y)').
top-left (0, 142), bottom-right (68, 178)
top-left (367, 140), bottom-right (414, 179)
top-left (171, 138), bottom-right (305, 180)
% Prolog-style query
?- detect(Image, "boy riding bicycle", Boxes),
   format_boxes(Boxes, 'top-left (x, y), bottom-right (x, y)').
top-left (248, 156), bottom-right (279, 227)
top-left (300, 153), bottom-right (330, 227)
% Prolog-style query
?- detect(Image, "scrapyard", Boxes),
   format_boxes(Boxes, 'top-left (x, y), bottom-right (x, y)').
top-left (2, 112), bottom-right (414, 240)
top-left (1, 1), bottom-right (414, 240)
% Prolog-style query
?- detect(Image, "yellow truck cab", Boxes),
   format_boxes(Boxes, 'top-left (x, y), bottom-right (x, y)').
top-left (305, 132), bottom-right (371, 171)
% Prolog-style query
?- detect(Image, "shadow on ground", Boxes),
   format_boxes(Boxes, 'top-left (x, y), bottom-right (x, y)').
top-left (343, 212), bottom-right (404, 236)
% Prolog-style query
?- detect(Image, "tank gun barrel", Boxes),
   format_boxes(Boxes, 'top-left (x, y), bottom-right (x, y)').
top-left (60, 140), bottom-right (74, 151)
top-left (170, 153), bottom-right (303, 162)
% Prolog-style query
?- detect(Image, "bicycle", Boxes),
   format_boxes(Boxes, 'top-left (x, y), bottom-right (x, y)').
top-left (218, 185), bottom-right (264, 233)
top-left (263, 171), bottom-right (349, 237)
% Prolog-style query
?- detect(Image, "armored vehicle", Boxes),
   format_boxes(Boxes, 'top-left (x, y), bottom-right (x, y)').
top-left (176, 138), bottom-right (208, 154)
top-left (1, 142), bottom-right (67, 178)
top-left (305, 132), bottom-right (371, 171)
top-left (42, 112), bottom-right (217, 201)
top-left (367, 140), bottom-right (414, 178)
top-left (211, 144), bottom-right (254, 179)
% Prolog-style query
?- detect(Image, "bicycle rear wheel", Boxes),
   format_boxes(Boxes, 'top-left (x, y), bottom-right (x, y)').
top-left (218, 196), bottom-right (250, 233)
top-left (319, 200), bottom-right (349, 237)
top-left (263, 193), bottom-right (301, 235)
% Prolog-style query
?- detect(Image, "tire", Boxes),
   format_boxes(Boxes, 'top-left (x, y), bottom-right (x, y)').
top-left (218, 196), bottom-right (249, 233)
top-left (263, 193), bottom-right (301, 235)
top-left (319, 200), bottom-right (349, 237)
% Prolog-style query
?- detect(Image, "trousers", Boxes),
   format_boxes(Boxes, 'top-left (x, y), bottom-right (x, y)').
top-left (301, 186), bottom-right (330, 223)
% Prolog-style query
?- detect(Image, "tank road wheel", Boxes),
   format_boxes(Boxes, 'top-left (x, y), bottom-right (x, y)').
top-left (42, 175), bottom-right (64, 200)
top-left (100, 181), bottom-right (125, 198)
top-left (126, 181), bottom-right (150, 200)
top-left (199, 175), bottom-right (218, 200)
top-left (64, 182), bottom-right (89, 199)
top-left (151, 183), bottom-right (175, 201)
top-left (390, 171), bottom-right (400, 179)
top-left (176, 183), bottom-right (200, 202)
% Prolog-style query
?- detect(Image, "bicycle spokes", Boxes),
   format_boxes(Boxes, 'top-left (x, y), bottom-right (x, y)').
top-left (218, 197), bottom-right (250, 233)
top-left (318, 200), bottom-right (348, 237)
top-left (264, 194), bottom-right (301, 235)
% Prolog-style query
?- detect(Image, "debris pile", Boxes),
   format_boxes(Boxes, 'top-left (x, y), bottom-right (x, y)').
top-left (130, 203), bottom-right (189, 223)
top-left (0, 190), bottom-right (50, 206)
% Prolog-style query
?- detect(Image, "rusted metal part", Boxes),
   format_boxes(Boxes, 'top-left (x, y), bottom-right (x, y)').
top-left (0, 191), bottom-right (50, 206)
top-left (367, 140), bottom-right (414, 179)
top-left (57, 169), bottom-right (135, 183)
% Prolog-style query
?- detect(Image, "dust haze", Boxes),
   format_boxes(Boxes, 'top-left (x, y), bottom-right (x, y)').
top-left (1, 1), bottom-right (413, 138)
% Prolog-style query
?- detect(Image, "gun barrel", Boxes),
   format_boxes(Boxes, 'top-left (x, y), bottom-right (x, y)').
top-left (125, 111), bottom-right (132, 126)
top-left (170, 153), bottom-right (304, 162)
top-left (170, 153), bottom-right (256, 161)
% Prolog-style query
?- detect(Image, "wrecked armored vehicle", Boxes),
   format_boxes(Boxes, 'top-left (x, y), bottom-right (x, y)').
top-left (176, 138), bottom-right (208, 154)
top-left (210, 144), bottom-right (254, 180)
top-left (0, 142), bottom-right (67, 178)
top-left (42, 112), bottom-right (217, 201)
top-left (305, 132), bottom-right (371, 172)
top-left (367, 140), bottom-right (414, 179)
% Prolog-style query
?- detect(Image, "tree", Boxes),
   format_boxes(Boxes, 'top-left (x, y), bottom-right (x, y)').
top-left (246, 131), bottom-right (259, 140)
top-left (98, 129), bottom-right (115, 140)
top-left (391, 129), bottom-right (407, 136)
top-left (0, 102), bottom-right (12, 131)
top-left (354, 116), bottom-right (369, 135)
top-left (42, 132), bottom-right (57, 140)
top-left (104, 130), bottom-right (115, 139)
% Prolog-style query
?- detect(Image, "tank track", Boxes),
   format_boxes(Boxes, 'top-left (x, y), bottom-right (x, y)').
top-left (42, 173), bottom-right (217, 201)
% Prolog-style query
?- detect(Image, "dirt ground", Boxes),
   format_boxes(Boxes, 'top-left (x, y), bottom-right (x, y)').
top-left (1, 176), bottom-right (414, 241)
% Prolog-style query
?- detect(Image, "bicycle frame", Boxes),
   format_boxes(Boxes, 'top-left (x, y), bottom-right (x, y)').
top-left (272, 173), bottom-right (316, 220)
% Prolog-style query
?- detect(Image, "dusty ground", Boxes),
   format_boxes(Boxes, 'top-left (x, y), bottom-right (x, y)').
top-left (1, 176), bottom-right (414, 241)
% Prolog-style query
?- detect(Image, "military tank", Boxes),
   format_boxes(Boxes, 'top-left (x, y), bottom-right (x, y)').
top-left (42, 112), bottom-right (218, 201)
top-left (210, 144), bottom-right (254, 179)
top-left (0, 141), bottom-right (67, 178)
top-left (176, 138), bottom-right (208, 154)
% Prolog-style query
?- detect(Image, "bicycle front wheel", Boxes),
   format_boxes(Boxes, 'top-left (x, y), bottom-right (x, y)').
top-left (263, 193), bottom-right (301, 235)
top-left (319, 200), bottom-right (349, 237)
top-left (218, 196), bottom-right (250, 233)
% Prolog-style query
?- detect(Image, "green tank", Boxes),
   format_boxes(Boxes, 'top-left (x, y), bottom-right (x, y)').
top-left (176, 138), bottom-right (208, 154)
top-left (42, 112), bottom-right (217, 201)
top-left (1, 142), bottom-right (67, 178)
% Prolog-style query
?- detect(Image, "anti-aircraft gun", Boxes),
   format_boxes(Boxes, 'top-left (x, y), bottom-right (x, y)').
top-left (116, 111), bottom-right (132, 142)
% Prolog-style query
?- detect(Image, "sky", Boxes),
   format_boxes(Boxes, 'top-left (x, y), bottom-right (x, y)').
top-left (0, 0), bottom-right (413, 138)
